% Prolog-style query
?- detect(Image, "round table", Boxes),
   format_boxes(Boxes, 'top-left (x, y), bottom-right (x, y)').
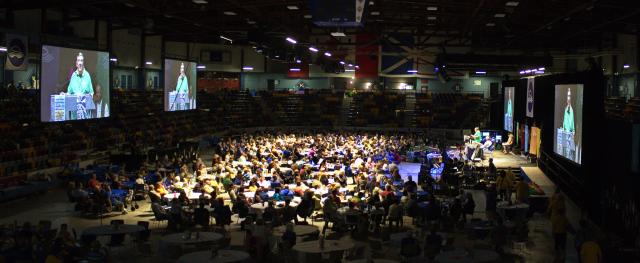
top-left (435, 249), bottom-right (499, 263)
top-left (82, 224), bottom-right (145, 236)
top-left (496, 202), bottom-right (529, 220)
top-left (345, 259), bottom-right (399, 263)
top-left (178, 249), bottom-right (250, 263)
top-left (161, 232), bottom-right (223, 245)
top-left (164, 192), bottom-right (203, 201)
top-left (293, 239), bottom-right (354, 254)
top-left (272, 225), bottom-right (319, 237)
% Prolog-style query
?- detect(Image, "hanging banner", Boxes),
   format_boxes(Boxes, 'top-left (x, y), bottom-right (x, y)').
top-left (5, 34), bottom-right (28, 71)
top-left (526, 77), bottom-right (535, 118)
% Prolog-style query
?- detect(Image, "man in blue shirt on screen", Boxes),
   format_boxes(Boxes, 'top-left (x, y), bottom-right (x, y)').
top-left (562, 88), bottom-right (575, 133)
top-left (175, 62), bottom-right (189, 94)
top-left (67, 52), bottom-right (94, 96)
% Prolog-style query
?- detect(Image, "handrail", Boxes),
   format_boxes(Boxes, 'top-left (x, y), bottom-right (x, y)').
top-left (538, 149), bottom-right (585, 205)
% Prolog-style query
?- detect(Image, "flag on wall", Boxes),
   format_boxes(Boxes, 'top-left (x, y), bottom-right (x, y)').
top-left (529, 126), bottom-right (541, 156)
top-left (355, 33), bottom-right (378, 79)
top-left (526, 77), bottom-right (535, 117)
top-left (5, 34), bottom-right (28, 71)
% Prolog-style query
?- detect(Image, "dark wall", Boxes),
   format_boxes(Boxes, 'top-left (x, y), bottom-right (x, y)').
top-left (503, 70), bottom-right (609, 226)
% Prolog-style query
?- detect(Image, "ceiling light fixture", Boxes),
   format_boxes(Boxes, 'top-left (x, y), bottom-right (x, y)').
top-left (304, 14), bottom-right (312, 19)
top-left (427, 6), bottom-right (438, 11)
top-left (407, 69), bottom-right (418, 73)
top-left (505, 1), bottom-right (519, 7)
top-left (331, 32), bottom-right (346, 37)
top-left (109, 58), bottom-right (118, 62)
top-left (371, 11), bottom-right (380, 16)
top-left (145, 61), bottom-right (152, 65)
top-left (289, 68), bottom-right (301, 72)
top-left (494, 13), bottom-right (506, 18)
top-left (223, 11), bottom-right (237, 15)
top-left (192, 0), bottom-right (208, 3)
top-left (538, 67), bottom-right (545, 71)
top-left (308, 47), bottom-right (319, 52)
top-left (427, 16), bottom-right (437, 20)
top-left (196, 65), bottom-right (206, 69)
top-left (286, 5), bottom-right (299, 10)
top-left (475, 71), bottom-right (486, 74)
top-left (220, 35), bottom-right (233, 43)
top-left (286, 37), bottom-right (297, 44)
top-left (339, 61), bottom-right (345, 65)
top-left (324, 52), bottom-right (332, 57)
top-left (486, 22), bottom-right (495, 27)
top-left (242, 66), bottom-right (254, 71)
top-left (623, 64), bottom-right (630, 69)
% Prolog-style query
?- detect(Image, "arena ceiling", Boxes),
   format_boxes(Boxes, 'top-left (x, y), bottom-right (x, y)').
top-left (2, 0), bottom-right (640, 52)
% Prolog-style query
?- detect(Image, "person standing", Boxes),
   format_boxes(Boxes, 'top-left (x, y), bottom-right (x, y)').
top-left (580, 238), bottom-right (602, 263)
top-left (551, 208), bottom-right (573, 262)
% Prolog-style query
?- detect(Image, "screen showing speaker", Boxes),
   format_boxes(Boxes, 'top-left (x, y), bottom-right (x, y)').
top-left (40, 45), bottom-right (110, 122)
top-left (553, 84), bottom-right (583, 164)
top-left (504, 86), bottom-right (514, 132)
top-left (164, 59), bottom-right (197, 111)
top-left (632, 124), bottom-right (640, 174)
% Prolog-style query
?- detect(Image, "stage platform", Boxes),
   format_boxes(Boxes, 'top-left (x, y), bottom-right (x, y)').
top-left (488, 151), bottom-right (534, 168)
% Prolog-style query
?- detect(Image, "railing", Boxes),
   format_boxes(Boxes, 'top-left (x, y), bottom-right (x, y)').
top-left (538, 149), bottom-right (585, 206)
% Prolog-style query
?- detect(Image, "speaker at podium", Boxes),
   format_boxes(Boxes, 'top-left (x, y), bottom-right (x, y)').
top-left (169, 91), bottom-right (189, 111)
top-left (504, 114), bottom-right (513, 131)
top-left (556, 128), bottom-right (575, 161)
top-left (50, 94), bottom-right (95, 121)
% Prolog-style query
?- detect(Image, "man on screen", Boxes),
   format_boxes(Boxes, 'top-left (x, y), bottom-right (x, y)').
top-left (66, 52), bottom-right (94, 96)
top-left (175, 62), bottom-right (189, 94)
top-left (562, 88), bottom-right (575, 133)
top-left (506, 89), bottom-right (513, 117)
top-left (170, 62), bottom-right (190, 110)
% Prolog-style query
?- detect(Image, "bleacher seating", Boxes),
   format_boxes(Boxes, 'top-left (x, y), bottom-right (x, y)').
top-left (0, 88), bottom-right (492, 186)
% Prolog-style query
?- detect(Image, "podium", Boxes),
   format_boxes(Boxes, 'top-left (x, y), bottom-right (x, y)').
top-left (556, 128), bottom-right (575, 161)
top-left (169, 91), bottom-right (189, 111)
top-left (504, 114), bottom-right (513, 131)
top-left (50, 94), bottom-right (95, 121)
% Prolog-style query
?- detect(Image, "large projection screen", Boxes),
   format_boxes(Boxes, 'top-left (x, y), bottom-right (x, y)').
top-left (504, 86), bottom-right (514, 132)
top-left (553, 84), bottom-right (584, 164)
top-left (41, 45), bottom-right (110, 122)
top-left (164, 59), bottom-right (197, 111)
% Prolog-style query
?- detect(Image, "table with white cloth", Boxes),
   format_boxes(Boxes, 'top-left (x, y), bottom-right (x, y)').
top-left (344, 259), bottom-right (399, 263)
top-left (164, 192), bottom-right (203, 201)
top-left (496, 202), bottom-right (530, 221)
top-left (435, 249), bottom-right (500, 263)
top-left (293, 239), bottom-right (355, 263)
top-left (82, 224), bottom-right (145, 236)
top-left (161, 232), bottom-right (223, 246)
top-left (272, 225), bottom-right (319, 237)
top-left (177, 249), bottom-right (250, 263)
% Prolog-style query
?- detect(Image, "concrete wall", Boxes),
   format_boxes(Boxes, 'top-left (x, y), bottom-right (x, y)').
top-left (111, 29), bottom-right (141, 68)
top-left (418, 76), bottom-right (501, 97)
top-left (241, 73), bottom-right (331, 91)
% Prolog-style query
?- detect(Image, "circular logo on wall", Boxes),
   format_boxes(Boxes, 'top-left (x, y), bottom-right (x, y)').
top-left (7, 38), bottom-right (26, 68)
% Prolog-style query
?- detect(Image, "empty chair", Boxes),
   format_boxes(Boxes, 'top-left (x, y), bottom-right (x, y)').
top-left (135, 221), bottom-right (150, 243)
top-left (109, 220), bottom-right (125, 246)
top-left (151, 203), bottom-right (170, 228)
